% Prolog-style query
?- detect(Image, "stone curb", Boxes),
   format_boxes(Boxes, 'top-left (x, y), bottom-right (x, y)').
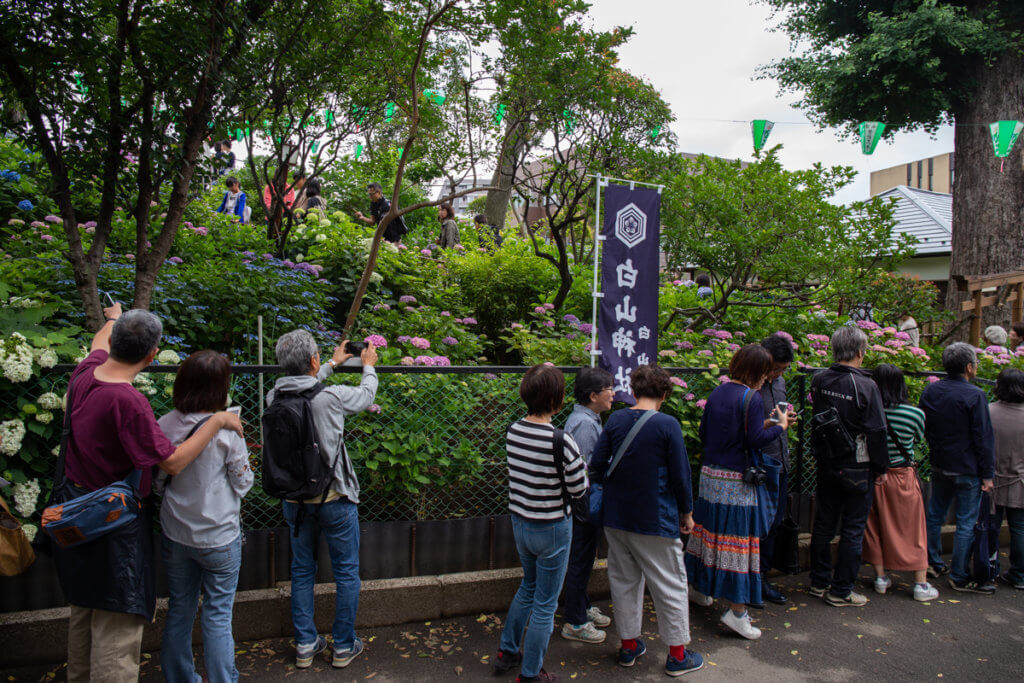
top-left (0, 526), bottom-right (1005, 668)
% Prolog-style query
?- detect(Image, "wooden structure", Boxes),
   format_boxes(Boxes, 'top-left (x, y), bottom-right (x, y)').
top-left (959, 271), bottom-right (1024, 346)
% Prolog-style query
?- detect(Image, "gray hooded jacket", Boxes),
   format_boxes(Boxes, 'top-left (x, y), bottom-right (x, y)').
top-left (266, 364), bottom-right (378, 504)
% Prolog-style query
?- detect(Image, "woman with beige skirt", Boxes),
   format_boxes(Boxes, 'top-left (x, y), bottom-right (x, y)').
top-left (863, 364), bottom-right (940, 601)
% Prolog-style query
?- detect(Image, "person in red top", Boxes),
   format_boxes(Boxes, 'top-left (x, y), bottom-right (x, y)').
top-left (56, 302), bottom-right (243, 683)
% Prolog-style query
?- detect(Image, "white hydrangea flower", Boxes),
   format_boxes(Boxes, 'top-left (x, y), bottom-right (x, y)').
top-left (36, 348), bottom-right (58, 368)
top-left (21, 523), bottom-right (37, 543)
top-left (35, 411), bottom-right (53, 424)
top-left (0, 419), bottom-right (26, 455)
top-left (12, 479), bottom-right (40, 518)
top-left (8, 296), bottom-right (42, 309)
top-left (72, 346), bottom-right (88, 364)
top-left (0, 333), bottom-right (35, 383)
top-left (369, 271), bottom-right (383, 284)
top-left (156, 350), bottom-right (181, 365)
top-left (37, 392), bottom-right (62, 411)
top-left (52, 445), bottom-right (60, 457)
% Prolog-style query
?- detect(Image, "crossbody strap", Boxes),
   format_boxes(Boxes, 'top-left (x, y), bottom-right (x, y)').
top-left (551, 427), bottom-right (571, 511)
top-left (885, 421), bottom-right (912, 464)
top-left (740, 388), bottom-right (756, 469)
top-left (607, 410), bottom-right (657, 479)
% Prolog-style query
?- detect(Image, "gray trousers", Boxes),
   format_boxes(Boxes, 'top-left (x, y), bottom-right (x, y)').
top-left (605, 527), bottom-right (691, 646)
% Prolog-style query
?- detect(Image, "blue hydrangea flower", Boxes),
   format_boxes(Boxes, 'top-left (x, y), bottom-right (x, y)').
top-left (17, 199), bottom-right (33, 211)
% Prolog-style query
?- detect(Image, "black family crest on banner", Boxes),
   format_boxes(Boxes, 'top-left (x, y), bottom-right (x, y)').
top-left (598, 184), bottom-right (660, 403)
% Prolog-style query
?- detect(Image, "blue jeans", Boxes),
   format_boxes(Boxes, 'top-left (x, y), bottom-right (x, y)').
top-left (926, 474), bottom-right (982, 583)
top-left (283, 499), bottom-right (360, 649)
top-left (161, 534), bottom-right (242, 683)
top-left (499, 515), bottom-right (572, 678)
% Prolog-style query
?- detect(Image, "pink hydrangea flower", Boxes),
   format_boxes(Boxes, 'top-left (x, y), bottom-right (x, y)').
top-left (659, 349), bottom-right (678, 358)
top-left (400, 356), bottom-right (414, 366)
top-left (420, 248), bottom-right (432, 256)
top-left (442, 336), bottom-right (458, 345)
top-left (511, 323), bottom-right (523, 329)
top-left (399, 295), bottom-right (417, 304)
top-left (926, 375), bottom-right (940, 383)
top-left (685, 393), bottom-right (695, 401)
top-left (894, 331), bottom-right (911, 341)
top-left (462, 317), bottom-right (477, 325)
top-left (410, 337), bottom-right (430, 350)
top-left (697, 349), bottom-right (713, 357)
top-left (40, 234), bottom-right (54, 241)
top-left (718, 375), bottom-right (730, 383)
top-left (533, 306), bottom-right (546, 314)
top-left (373, 303), bottom-right (391, 311)
top-left (675, 341), bottom-right (694, 350)
top-left (364, 334), bottom-right (387, 348)
top-left (126, 253), bottom-right (135, 260)
top-left (670, 377), bottom-right (687, 388)
top-left (543, 320), bottom-right (555, 328)
top-left (774, 331), bottom-right (794, 342)
top-left (431, 356), bottom-right (451, 366)
top-left (397, 335), bottom-right (411, 344)
top-left (44, 215), bottom-right (61, 223)
top-left (696, 399), bottom-right (707, 410)
top-left (168, 256), bottom-right (183, 264)
top-left (413, 355), bottom-right (434, 366)
top-left (440, 311), bottom-right (451, 317)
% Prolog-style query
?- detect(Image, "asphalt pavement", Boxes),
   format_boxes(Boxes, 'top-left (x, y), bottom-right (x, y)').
top-left (9, 568), bottom-right (1024, 682)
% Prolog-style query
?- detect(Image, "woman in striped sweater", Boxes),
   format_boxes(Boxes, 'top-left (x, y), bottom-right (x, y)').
top-left (864, 363), bottom-right (939, 601)
top-left (493, 364), bottom-right (587, 683)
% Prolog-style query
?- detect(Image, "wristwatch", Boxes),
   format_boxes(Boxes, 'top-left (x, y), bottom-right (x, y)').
top-left (327, 359), bottom-right (338, 367)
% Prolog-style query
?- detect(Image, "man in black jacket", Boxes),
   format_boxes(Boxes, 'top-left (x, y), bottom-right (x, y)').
top-left (355, 182), bottom-right (406, 243)
top-left (808, 324), bottom-right (889, 607)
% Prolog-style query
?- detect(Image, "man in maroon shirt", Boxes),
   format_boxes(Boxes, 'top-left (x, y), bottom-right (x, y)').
top-left (56, 302), bottom-right (243, 683)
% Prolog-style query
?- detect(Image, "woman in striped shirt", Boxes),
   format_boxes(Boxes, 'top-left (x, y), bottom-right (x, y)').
top-left (864, 363), bottom-right (939, 601)
top-left (493, 364), bottom-right (587, 683)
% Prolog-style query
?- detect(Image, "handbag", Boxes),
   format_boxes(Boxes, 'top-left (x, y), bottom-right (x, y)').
top-left (740, 389), bottom-right (777, 536)
top-left (40, 378), bottom-right (145, 549)
top-left (587, 410), bottom-right (657, 527)
top-left (0, 493), bottom-right (35, 576)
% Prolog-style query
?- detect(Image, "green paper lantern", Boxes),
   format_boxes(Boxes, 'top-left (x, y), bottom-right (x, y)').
top-left (859, 121), bottom-right (886, 155)
top-left (989, 120), bottom-right (1024, 158)
top-left (649, 126), bottom-right (661, 142)
top-left (354, 143), bottom-right (363, 160)
top-left (385, 102), bottom-right (396, 123)
top-left (751, 120), bottom-right (774, 152)
top-left (423, 89), bottom-right (445, 106)
top-left (398, 147), bottom-right (404, 159)
top-left (325, 110), bottom-right (335, 129)
top-left (311, 141), bottom-right (319, 154)
top-left (493, 103), bottom-right (507, 128)
top-left (563, 109), bottom-right (574, 135)
top-left (351, 105), bottom-right (367, 125)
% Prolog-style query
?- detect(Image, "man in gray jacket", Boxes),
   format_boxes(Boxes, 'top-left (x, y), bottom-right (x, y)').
top-left (267, 331), bottom-right (378, 669)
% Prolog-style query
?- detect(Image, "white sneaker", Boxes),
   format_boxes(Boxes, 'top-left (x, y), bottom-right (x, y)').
top-left (561, 621), bottom-right (607, 643)
top-left (688, 588), bottom-right (713, 607)
top-left (874, 575), bottom-right (892, 595)
top-left (914, 582), bottom-right (939, 602)
top-left (720, 609), bottom-right (761, 640)
top-left (586, 606), bottom-right (612, 628)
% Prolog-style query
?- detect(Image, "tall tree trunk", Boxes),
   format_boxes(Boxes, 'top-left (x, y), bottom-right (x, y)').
top-left (945, 52), bottom-right (1024, 338)
top-left (484, 115), bottom-right (526, 232)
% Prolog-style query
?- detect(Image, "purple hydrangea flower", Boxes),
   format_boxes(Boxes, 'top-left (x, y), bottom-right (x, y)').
top-left (431, 356), bottom-right (451, 366)
top-left (168, 256), bottom-right (183, 264)
top-left (413, 355), bottom-right (434, 366)
top-left (442, 336), bottom-right (458, 345)
top-left (578, 323), bottom-right (593, 334)
top-left (399, 295), bottom-right (417, 304)
top-left (543, 320), bottom-right (555, 328)
top-left (397, 335), bottom-right (412, 344)
top-left (364, 334), bottom-right (387, 348)
top-left (461, 317), bottom-right (477, 325)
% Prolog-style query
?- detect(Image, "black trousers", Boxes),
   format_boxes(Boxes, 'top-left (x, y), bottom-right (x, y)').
top-left (562, 518), bottom-right (600, 625)
top-left (809, 469), bottom-right (873, 597)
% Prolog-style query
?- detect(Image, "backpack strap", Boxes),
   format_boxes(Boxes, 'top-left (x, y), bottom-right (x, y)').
top-left (607, 410), bottom-right (657, 479)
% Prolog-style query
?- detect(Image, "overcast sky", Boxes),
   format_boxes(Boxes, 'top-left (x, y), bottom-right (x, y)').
top-left (586, 0), bottom-right (955, 205)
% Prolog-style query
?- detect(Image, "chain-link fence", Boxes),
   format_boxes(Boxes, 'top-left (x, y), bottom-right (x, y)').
top-left (3, 365), bottom-right (998, 531)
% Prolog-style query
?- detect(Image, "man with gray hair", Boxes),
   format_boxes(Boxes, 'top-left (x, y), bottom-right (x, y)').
top-left (266, 331), bottom-right (378, 668)
top-left (919, 342), bottom-right (996, 594)
top-left (56, 303), bottom-right (243, 682)
top-left (807, 324), bottom-right (888, 607)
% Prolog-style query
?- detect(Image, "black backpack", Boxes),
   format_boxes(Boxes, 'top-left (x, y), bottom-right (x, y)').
top-left (261, 384), bottom-right (337, 501)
